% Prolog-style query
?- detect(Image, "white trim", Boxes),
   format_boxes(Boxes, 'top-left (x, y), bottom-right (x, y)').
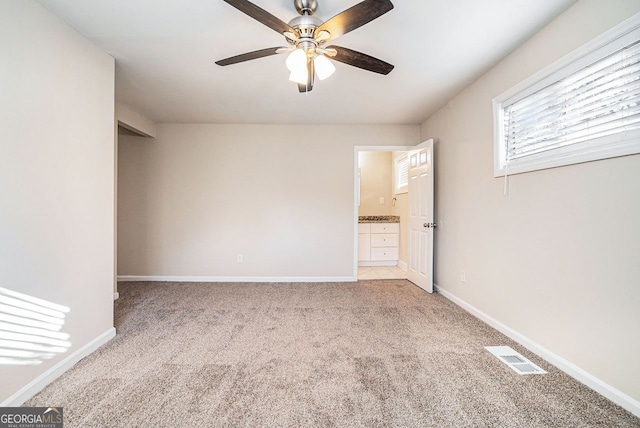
top-left (1, 327), bottom-right (116, 407)
top-left (118, 275), bottom-right (356, 283)
top-left (115, 102), bottom-right (156, 138)
top-left (434, 285), bottom-right (640, 418)
top-left (397, 260), bottom-right (408, 271)
top-left (493, 12), bottom-right (640, 177)
top-left (497, 12), bottom-right (640, 106)
top-left (113, 292), bottom-right (119, 300)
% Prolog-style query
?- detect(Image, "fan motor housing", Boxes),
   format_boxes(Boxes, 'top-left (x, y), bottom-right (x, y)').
top-left (288, 14), bottom-right (322, 38)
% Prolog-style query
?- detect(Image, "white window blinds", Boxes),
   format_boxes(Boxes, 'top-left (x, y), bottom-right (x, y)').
top-left (493, 14), bottom-right (640, 176)
top-left (395, 156), bottom-right (408, 193)
top-left (503, 40), bottom-right (640, 162)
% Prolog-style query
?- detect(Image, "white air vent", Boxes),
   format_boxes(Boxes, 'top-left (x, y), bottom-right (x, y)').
top-left (485, 346), bottom-right (546, 375)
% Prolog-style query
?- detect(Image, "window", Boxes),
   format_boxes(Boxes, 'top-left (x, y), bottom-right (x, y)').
top-left (395, 155), bottom-right (408, 194)
top-left (493, 13), bottom-right (640, 176)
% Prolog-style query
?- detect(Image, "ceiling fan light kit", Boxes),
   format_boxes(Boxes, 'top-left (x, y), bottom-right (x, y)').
top-left (289, 63), bottom-right (309, 84)
top-left (216, 0), bottom-right (395, 93)
top-left (314, 54), bottom-right (335, 80)
top-left (286, 48), bottom-right (307, 72)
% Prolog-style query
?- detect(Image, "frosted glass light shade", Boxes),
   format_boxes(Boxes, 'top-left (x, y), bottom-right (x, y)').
top-left (314, 54), bottom-right (335, 80)
top-left (289, 67), bottom-right (308, 84)
top-left (286, 49), bottom-right (307, 72)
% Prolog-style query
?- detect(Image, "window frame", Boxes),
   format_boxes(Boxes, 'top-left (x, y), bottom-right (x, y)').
top-left (493, 12), bottom-right (640, 177)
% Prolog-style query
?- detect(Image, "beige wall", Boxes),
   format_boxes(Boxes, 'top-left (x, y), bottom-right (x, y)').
top-left (0, 1), bottom-right (115, 403)
top-left (421, 0), bottom-right (640, 404)
top-left (118, 124), bottom-right (419, 278)
top-left (358, 151), bottom-right (393, 216)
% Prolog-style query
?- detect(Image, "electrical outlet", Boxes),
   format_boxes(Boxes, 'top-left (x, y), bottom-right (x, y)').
top-left (460, 270), bottom-right (466, 283)
top-left (379, 197), bottom-right (385, 204)
top-left (237, 254), bottom-right (243, 263)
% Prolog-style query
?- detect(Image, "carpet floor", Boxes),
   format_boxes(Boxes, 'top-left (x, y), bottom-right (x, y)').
top-left (25, 280), bottom-right (639, 427)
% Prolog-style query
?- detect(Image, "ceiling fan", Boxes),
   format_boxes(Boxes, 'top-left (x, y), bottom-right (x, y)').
top-left (215, 0), bottom-right (394, 93)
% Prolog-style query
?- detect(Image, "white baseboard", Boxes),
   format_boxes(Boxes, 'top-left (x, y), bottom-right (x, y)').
top-left (113, 292), bottom-right (119, 300)
top-left (117, 275), bottom-right (357, 283)
top-left (397, 260), bottom-right (408, 271)
top-left (1, 327), bottom-right (116, 407)
top-left (434, 284), bottom-right (640, 418)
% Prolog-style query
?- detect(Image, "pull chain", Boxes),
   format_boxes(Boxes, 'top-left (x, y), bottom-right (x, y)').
top-left (503, 161), bottom-right (510, 196)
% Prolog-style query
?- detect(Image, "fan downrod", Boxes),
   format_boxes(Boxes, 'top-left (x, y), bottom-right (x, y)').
top-left (294, 0), bottom-right (317, 15)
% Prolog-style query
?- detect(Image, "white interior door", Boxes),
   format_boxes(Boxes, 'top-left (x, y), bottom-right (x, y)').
top-left (407, 139), bottom-right (435, 293)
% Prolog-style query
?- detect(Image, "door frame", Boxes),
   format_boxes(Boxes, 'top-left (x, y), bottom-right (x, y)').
top-left (353, 145), bottom-right (417, 280)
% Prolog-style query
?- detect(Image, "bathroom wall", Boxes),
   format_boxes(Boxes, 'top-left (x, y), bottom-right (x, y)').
top-left (358, 151), bottom-right (393, 216)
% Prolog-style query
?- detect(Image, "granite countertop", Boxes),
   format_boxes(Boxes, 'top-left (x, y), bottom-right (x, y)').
top-left (358, 215), bottom-right (400, 223)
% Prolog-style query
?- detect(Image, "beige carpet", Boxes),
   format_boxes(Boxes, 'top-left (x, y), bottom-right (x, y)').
top-left (25, 280), bottom-right (639, 427)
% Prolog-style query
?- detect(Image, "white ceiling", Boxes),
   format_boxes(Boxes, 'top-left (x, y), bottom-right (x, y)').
top-left (37, 0), bottom-right (577, 125)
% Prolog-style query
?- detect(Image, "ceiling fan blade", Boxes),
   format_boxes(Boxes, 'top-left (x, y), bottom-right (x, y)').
top-left (317, 0), bottom-right (393, 43)
top-left (222, 0), bottom-right (294, 35)
top-left (327, 45), bottom-right (394, 75)
top-left (215, 47), bottom-right (283, 66)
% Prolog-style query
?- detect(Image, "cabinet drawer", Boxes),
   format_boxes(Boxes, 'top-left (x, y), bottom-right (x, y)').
top-left (371, 247), bottom-right (399, 261)
top-left (358, 223), bottom-right (371, 233)
top-left (370, 223), bottom-right (399, 234)
top-left (371, 234), bottom-right (399, 247)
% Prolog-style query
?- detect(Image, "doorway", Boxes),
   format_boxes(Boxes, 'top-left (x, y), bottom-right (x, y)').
top-left (354, 146), bottom-right (412, 281)
top-left (354, 142), bottom-right (435, 292)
